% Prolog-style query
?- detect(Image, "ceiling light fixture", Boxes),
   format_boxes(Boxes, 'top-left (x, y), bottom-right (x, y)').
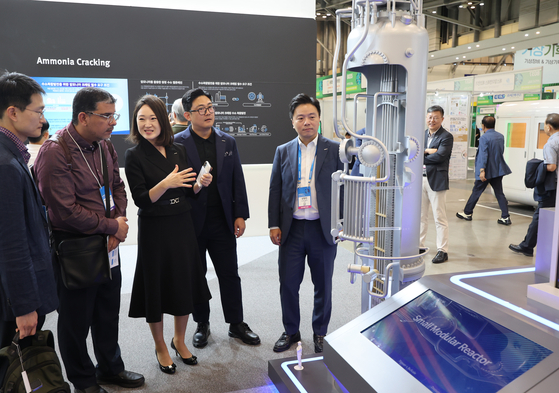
top-left (536, 31), bottom-right (540, 34)
top-left (432, 11), bottom-right (437, 13)
top-left (525, 33), bottom-right (529, 37)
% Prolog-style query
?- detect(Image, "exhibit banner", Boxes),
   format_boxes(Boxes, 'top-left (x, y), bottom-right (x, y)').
top-left (514, 45), bottom-right (559, 85)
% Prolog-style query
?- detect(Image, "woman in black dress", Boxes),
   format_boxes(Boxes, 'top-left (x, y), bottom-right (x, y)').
top-left (125, 95), bottom-right (212, 374)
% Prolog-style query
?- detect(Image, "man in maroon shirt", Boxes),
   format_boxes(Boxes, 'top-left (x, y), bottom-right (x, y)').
top-left (34, 87), bottom-right (144, 393)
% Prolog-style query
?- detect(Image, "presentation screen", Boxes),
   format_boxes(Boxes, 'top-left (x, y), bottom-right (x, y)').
top-left (362, 289), bottom-right (552, 393)
top-left (33, 77), bottom-right (130, 135)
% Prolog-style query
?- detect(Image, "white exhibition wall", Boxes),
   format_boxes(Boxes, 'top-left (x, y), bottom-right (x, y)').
top-left (35, 0), bottom-right (315, 18)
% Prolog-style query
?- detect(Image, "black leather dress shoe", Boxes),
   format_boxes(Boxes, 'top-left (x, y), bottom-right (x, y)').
top-left (313, 333), bottom-right (325, 353)
top-left (229, 322), bottom-right (261, 345)
top-left (193, 321), bottom-right (210, 348)
top-left (96, 370), bottom-right (145, 388)
top-left (171, 338), bottom-right (197, 365)
top-left (273, 331), bottom-right (301, 353)
top-left (75, 385), bottom-right (108, 393)
top-left (432, 251), bottom-right (448, 264)
top-left (509, 244), bottom-right (533, 257)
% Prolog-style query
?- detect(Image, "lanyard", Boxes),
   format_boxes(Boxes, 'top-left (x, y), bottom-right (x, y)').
top-left (297, 143), bottom-right (316, 188)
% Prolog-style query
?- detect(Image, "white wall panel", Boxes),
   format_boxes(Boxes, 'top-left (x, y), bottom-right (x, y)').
top-left (35, 0), bottom-right (315, 18)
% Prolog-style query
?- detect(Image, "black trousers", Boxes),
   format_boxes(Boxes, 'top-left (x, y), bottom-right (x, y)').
top-left (193, 208), bottom-right (243, 325)
top-left (520, 191), bottom-right (556, 252)
top-left (464, 176), bottom-right (509, 218)
top-left (55, 261), bottom-right (124, 390)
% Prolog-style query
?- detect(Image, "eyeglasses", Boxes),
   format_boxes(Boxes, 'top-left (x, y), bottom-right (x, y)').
top-left (85, 112), bottom-right (120, 122)
top-left (190, 106), bottom-right (215, 116)
top-left (24, 107), bottom-right (46, 119)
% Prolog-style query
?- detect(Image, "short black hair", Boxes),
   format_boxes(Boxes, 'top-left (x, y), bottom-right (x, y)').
top-left (72, 87), bottom-right (116, 125)
top-left (0, 71), bottom-right (45, 119)
top-left (289, 93), bottom-right (320, 119)
top-left (182, 88), bottom-right (211, 113)
top-left (427, 105), bottom-right (444, 117)
top-left (128, 95), bottom-right (174, 147)
top-left (28, 119), bottom-right (49, 143)
top-left (546, 113), bottom-right (559, 130)
top-left (482, 116), bottom-right (495, 129)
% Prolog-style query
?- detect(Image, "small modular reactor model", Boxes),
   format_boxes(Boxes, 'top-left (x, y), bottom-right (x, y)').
top-left (330, 0), bottom-right (428, 311)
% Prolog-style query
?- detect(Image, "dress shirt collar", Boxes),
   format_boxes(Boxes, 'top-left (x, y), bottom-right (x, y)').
top-left (190, 126), bottom-right (215, 144)
top-left (0, 125), bottom-right (30, 164)
top-left (428, 126), bottom-right (442, 137)
top-left (297, 134), bottom-right (318, 149)
top-left (64, 123), bottom-right (100, 152)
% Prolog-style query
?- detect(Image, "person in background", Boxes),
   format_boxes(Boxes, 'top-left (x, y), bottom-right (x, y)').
top-left (171, 98), bottom-right (189, 134)
top-left (125, 95), bottom-right (212, 374)
top-left (420, 105), bottom-right (454, 264)
top-left (0, 71), bottom-right (57, 349)
top-left (34, 87), bottom-right (144, 393)
top-left (509, 113), bottom-right (559, 257)
top-left (27, 119), bottom-right (49, 168)
top-left (456, 116), bottom-right (512, 225)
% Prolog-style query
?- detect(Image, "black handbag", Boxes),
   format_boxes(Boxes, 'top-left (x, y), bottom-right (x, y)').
top-left (56, 234), bottom-right (111, 290)
top-left (55, 139), bottom-right (113, 290)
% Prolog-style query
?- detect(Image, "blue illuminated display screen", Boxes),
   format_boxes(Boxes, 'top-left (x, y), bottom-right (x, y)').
top-left (362, 290), bottom-right (552, 393)
top-left (32, 77), bottom-right (130, 135)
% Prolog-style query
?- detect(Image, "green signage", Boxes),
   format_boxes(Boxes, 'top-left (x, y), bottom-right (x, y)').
top-left (316, 71), bottom-right (365, 98)
top-left (523, 94), bottom-right (541, 101)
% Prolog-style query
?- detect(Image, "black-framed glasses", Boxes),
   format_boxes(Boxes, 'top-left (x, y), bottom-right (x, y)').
top-left (190, 106), bottom-right (215, 116)
top-left (24, 107), bottom-right (46, 119)
top-left (85, 112), bottom-right (120, 122)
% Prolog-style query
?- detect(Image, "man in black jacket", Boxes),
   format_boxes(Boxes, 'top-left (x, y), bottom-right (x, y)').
top-left (510, 113), bottom-right (559, 257)
top-left (420, 105), bottom-right (454, 264)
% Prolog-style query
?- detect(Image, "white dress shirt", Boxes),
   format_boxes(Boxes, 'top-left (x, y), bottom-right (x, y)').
top-left (293, 135), bottom-right (319, 220)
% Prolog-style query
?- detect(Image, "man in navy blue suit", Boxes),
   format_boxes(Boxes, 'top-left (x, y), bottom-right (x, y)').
top-left (456, 116), bottom-right (512, 225)
top-left (174, 88), bottom-right (260, 348)
top-left (0, 71), bottom-right (58, 348)
top-left (268, 93), bottom-right (343, 353)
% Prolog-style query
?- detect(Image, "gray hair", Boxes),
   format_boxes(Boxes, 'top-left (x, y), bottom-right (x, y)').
top-left (172, 98), bottom-right (187, 123)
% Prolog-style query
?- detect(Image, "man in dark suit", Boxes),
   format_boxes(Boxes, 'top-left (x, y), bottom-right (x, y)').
top-left (0, 71), bottom-right (58, 349)
top-left (268, 93), bottom-right (343, 353)
top-left (457, 116), bottom-right (512, 224)
top-left (174, 88), bottom-right (260, 348)
top-left (420, 105), bottom-right (454, 264)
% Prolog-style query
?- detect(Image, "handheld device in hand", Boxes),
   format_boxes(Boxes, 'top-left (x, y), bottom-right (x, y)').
top-left (196, 161), bottom-right (212, 187)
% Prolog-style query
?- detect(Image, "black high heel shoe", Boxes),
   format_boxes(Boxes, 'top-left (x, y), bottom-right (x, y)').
top-left (155, 350), bottom-right (177, 374)
top-left (171, 338), bottom-right (198, 365)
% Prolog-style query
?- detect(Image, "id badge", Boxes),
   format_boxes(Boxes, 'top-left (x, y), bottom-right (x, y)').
top-left (108, 243), bottom-right (119, 268)
top-left (297, 186), bottom-right (312, 210)
top-left (99, 186), bottom-right (116, 211)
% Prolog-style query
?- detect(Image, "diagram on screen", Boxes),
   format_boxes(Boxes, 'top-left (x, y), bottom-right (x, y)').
top-left (243, 92), bottom-right (271, 107)
top-left (213, 91), bottom-right (229, 107)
